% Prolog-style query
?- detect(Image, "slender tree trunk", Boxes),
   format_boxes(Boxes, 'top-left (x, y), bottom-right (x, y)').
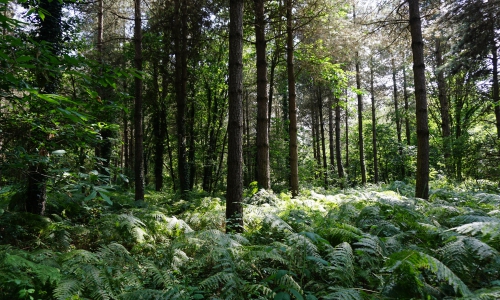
top-left (328, 96), bottom-right (335, 178)
top-left (335, 98), bottom-right (345, 184)
top-left (26, 0), bottom-right (63, 214)
top-left (287, 0), bottom-right (299, 197)
top-left (134, 0), bottom-right (144, 201)
top-left (226, 0), bottom-right (244, 233)
top-left (311, 99), bottom-right (320, 170)
top-left (435, 38), bottom-right (452, 175)
top-left (188, 100), bottom-right (196, 190)
top-left (409, 0), bottom-right (429, 199)
top-left (345, 90), bottom-right (349, 170)
top-left (370, 59), bottom-right (379, 183)
top-left (317, 87), bottom-right (328, 187)
top-left (403, 63), bottom-right (411, 145)
top-left (455, 88), bottom-right (463, 182)
top-left (203, 84), bottom-right (215, 192)
top-left (254, 0), bottom-right (270, 189)
top-left (174, 0), bottom-right (190, 195)
top-left (355, 54), bottom-right (366, 185)
top-left (492, 42), bottom-right (500, 139)
top-left (392, 58), bottom-right (404, 179)
top-left (152, 62), bottom-right (164, 191)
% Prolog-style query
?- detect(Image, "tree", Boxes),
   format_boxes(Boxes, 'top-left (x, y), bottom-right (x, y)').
top-left (409, 0), bottom-right (429, 199)
top-left (286, 0), bottom-right (299, 197)
top-left (254, 0), bottom-right (271, 190)
top-left (134, 0), bottom-right (144, 201)
top-left (226, 0), bottom-right (244, 233)
top-left (25, 0), bottom-right (64, 215)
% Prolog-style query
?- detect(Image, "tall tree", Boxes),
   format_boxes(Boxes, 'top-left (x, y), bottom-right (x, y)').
top-left (26, 0), bottom-right (63, 215)
top-left (286, 0), bottom-right (299, 197)
top-left (134, 0), bottom-right (145, 201)
top-left (370, 57), bottom-right (379, 183)
top-left (226, 0), bottom-right (244, 233)
top-left (409, 0), bottom-right (429, 199)
top-left (254, 0), bottom-right (271, 189)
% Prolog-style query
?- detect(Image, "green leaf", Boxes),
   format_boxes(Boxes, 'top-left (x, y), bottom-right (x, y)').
top-left (99, 191), bottom-right (113, 205)
top-left (84, 190), bottom-right (97, 201)
top-left (274, 292), bottom-right (291, 300)
top-left (289, 288), bottom-right (304, 300)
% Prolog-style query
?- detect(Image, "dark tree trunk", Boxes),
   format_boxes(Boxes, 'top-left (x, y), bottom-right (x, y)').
top-left (392, 58), bottom-right (404, 179)
top-left (174, 0), bottom-right (190, 195)
top-left (134, 0), bottom-right (144, 201)
top-left (435, 38), bottom-right (452, 175)
top-left (370, 59), bottom-right (379, 183)
top-left (409, 0), bottom-right (430, 199)
top-left (345, 90), bottom-right (349, 170)
top-left (254, 0), bottom-right (270, 189)
top-left (403, 63), bottom-right (411, 145)
top-left (355, 55), bottom-right (366, 185)
top-left (203, 83), bottom-right (215, 192)
top-left (493, 42), bottom-right (500, 139)
top-left (153, 62), bottom-right (164, 191)
top-left (26, 0), bottom-right (63, 215)
top-left (226, 0), bottom-right (244, 233)
top-left (335, 98), bottom-right (345, 183)
top-left (188, 100), bottom-right (196, 190)
top-left (317, 87), bottom-right (328, 187)
top-left (328, 97), bottom-right (335, 177)
top-left (287, 0), bottom-right (299, 197)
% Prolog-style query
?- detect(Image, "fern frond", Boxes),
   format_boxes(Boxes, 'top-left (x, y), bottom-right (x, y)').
top-left (450, 221), bottom-right (500, 241)
top-left (448, 215), bottom-right (498, 226)
top-left (54, 279), bottom-right (81, 300)
top-left (323, 287), bottom-right (363, 300)
top-left (325, 242), bottom-right (355, 285)
top-left (386, 250), bottom-right (472, 297)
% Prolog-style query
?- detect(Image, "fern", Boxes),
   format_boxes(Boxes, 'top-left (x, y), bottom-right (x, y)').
top-left (325, 242), bottom-right (355, 286)
top-left (383, 250), bottom-right (472, 297)
top-left (322, 287), bottom-right (363, 300)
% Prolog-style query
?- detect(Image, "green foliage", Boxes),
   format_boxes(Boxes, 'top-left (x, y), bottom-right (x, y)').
top-left (1, 182), bottom-right (500, 299)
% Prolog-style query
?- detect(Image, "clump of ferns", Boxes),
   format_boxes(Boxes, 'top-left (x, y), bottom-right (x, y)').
top-left (54, 243), bottom-right (144, 300)
top-left (181, 197), bottom-right (226, 230)
top-left (0, 246), bottom-right (61, 299)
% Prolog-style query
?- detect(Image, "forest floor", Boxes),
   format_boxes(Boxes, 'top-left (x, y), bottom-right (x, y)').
top-left (1, 180), bottom-right (500, 299)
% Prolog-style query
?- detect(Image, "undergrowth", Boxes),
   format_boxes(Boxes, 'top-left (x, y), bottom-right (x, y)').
top-left (1, 180), bottom-right (500, 299)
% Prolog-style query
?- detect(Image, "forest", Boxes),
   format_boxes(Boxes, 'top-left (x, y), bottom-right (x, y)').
top-left (1, 0), bottom-right (500, 298)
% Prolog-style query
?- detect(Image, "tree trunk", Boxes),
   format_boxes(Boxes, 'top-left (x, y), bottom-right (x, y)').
top-left (317, 87), bottom-right (328, 187)
top-left (335, 97), bottom-right (345, 183)
top-left (26, 0), bottom-right (63, 214)
top-left (392, 58), bottom-right (404, 179)
top-left (435, 38), bottom-right (452, 175)
top-left (403, 63), bottom-right (411, 145)
top-left (345, 90), bottom-right (349, 170)
top-left (152, 62), bottom-right (164, 191)
top-left (286, 0), bottom-right (299, 197)
top-left (254, 0), bottom-right (270, 189)
top-left (409, 0), bottom-right (429, 199)
top-left (134, 0), bottom-right (144, 201)
top-left (174, 0), bottom-right (190, 195)
top-left (492, 42), bottom-right (500, 140)
top-left (188, 100), bottom-right (196, 190)
top-left (370, 58), bottom-right (379, 183)
top-left (328, 96), bottom-right (335, 178)
top-left (355, 54), bottom-right (366, 185)
top-left (226, 0), bottom-right (244, 233)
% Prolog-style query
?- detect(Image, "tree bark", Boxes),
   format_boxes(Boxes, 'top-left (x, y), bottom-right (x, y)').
top-left (370, 58), bottom-right (379, 183)
top-left (174, 0), bottom-right (190, 195)
top-left (317, 87), bottom-right (328, 187)
top-left (335, 97), bottom-right (345, 183)
top-left (355, 54), bottom-right (366, 185)
top-left (226, 0), bottom-right (244, 233)
top-left (409, 0), bottom-right (429, 199)
top-left (328, 96), bottom-right (335, 177)
top-left (134, 0), bottom-right (144, 201)
top-left (435, 38), bottom-right (452, 175)
top-left (287, 0), bottom-right (299, 197)
top-left (254, 0), bottom-right (270, 189)
top-left (392, 58), bottom-right (404, 179)
top-left (403, 63), bottom-right (411, 145)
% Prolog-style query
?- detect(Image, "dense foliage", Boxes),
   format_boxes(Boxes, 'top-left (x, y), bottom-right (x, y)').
top-left (1, 181), bottom-right (500, 299)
